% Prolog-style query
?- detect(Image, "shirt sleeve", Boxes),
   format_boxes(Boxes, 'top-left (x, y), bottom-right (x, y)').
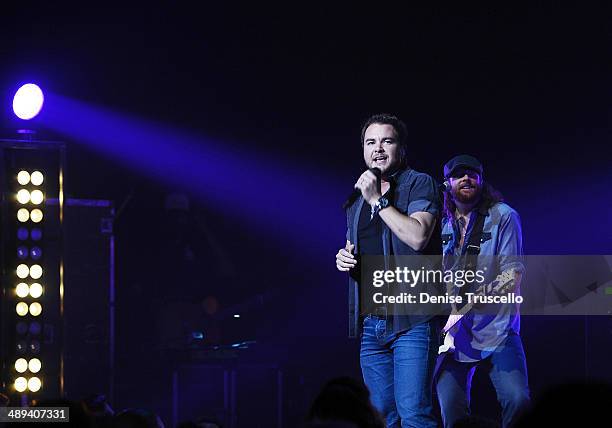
top-left (407, 174), bottom-right (441, 217)
top-left (498, 210), bottom-right (525, 274)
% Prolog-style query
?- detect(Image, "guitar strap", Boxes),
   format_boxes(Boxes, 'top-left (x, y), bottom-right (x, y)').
top-left (462, 202), bottom-right (488, 292)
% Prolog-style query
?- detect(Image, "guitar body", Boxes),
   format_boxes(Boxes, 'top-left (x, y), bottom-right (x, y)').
top-left (437, 270), bottom-right (516, 355)
top-left (438, 330), bottom-right (456, 354)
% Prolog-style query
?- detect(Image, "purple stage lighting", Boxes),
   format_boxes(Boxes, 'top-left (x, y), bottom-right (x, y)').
top-left (12, 83), bottom-right (44, 120)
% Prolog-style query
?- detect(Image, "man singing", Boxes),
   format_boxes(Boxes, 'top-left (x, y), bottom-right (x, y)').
top-left (336, 114), bottom-right (441, 427)
top-left (435, 155), bottom-right (530, 428)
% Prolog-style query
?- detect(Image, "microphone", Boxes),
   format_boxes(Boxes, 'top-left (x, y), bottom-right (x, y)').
top-left (342, 167), bottom-right (381, 210)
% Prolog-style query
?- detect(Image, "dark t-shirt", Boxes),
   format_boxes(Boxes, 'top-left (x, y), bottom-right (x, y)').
top-left (357, 201), bottom-right (384, 256)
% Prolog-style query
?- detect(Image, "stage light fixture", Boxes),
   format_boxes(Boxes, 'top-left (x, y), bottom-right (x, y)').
top-left (16, 264), bottom-right (29, 279)
top-left (31, 171), bottom-right (44, 186)
top-left (17, 246), bottom-right (29, 260)
top-left (28, 358), bottom-right (41, 374)
top-left (29, 322), bottom-right (41, 335)
top-left (30, 283), bottom-right (43, 298)
top-left (17, 227), bottom-right (29, 240)
top-left (16, 322), bottom-right (28, 335)
top-left (16, 282), bottom-right (29, 298)
top-left (13, 83), bottom-right (44, 120)
top-left (31, 228), bottom-right (42, 241)
top-left (16, 302), bottom-right (29, 316)
top-left (29, 302), bottom-right (42, 317)
top-left (27, 377), bottom-right (41, 392)
top-left (17, 171), bottom-right (30, 185)
top-left (17, 208), bottom-right (29, 222)
top-left (31, 246), bottom-right (42, 260)
top-left (30, 209), bottom-right (43, 223)
top-left (30, 190), bottom-right (44, 205)
top-left (15, 358), bottom-right (28, 373)
top-left (30, 264), bottom-right (43, 279)
top-left (14, 377), bottom-right (27, 393)
top-left (30, 340), bottom-right (41, 354)
top-left (17, 189), bottom-right (31, 204)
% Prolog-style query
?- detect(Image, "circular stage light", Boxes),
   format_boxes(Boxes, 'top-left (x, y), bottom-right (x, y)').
top-left (17, 171), bottom-right (31, 185)
top-left (30, 283), bottom-right (43, 298)
top-left (28, 358), bottom-right (41, 374)
top-left (29, 302), bottom-right (42, 316)
top-left (16, 283), bottom-right (29, 298)
top-left (31, 246), bottom-right (42, 260)
top-left (13, 84), bottom-right (44, 120)
top-left (16, 321), bottom-right (29, 335)
top-left (17, 246), bottom-right (29, 260)
top-left (17, 189), bottom-right (31, 204)
top-left (30, 209), bottom-right (43, 223)
top-left (30, 340), bottom-right (41, 354)
top-left (15, 358), bottom-right (28, 373)
top-left (29, 322), bottom-right (42, 335)
top-left (17, 227), bottom-right (29, 241)
top-left (17, 208), bottom-right (30, 222)
top-left (31, 171), bottom-right (44, 186)
top-left (30, 190), bottom-right (44, 205)
top-left (16, 302), bottom-right (29, 316)
top-left (14, 377), bottom-right (27, 393)
top-left (31, 228), bottom-right (42, 241)
top-left (16, 264), bottom-right (29, 279)
top-left (30, 264), bottom-right (43, 279)
top-left (27, 377), bottom-right (41, 392)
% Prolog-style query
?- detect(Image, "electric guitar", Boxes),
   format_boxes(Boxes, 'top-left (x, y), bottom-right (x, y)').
top-left (438, 269), bottom-right (516, 354)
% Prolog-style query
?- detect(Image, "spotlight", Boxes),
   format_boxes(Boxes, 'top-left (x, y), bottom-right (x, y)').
top-left (17, 189), bottom-right (31, 204)
top-left (30, 283), bottom-right (43, 298)
top-left (30, 209), bottom-right (43, 223)
top-left (16, 322), bottom-right (29, 335)
top-left (29, 340), bottom-right (41, 354)
top-left (31, 171), bottom-right (44, 186)
top-left (16, 282), bottom-right (29, 298)
top-left (13, 83), bottom-right (44, 120)
top-left (30, 264), bottom-right (43, 279)
top-left (16, 264), bottom-right (29, 279)
top-left (31, 247), bottom-right (43, 260)
top-left (16, 340), bottom-right (27, 354)
top-left (29, 322), bottom-right (42, 335)
top-left (17, 208), bottom-right (30, 222)
top-left (16, 302), bottom-right (29, 316)
top-left (15, 358), bottom-right (28, 373)
top-left (31, 228), bottom-right (42, 241)
top-left (28, 358), bottom-right (41, 374)
top-left (29, 302), bottom-right (42, 317)
top-left (17, 227), bottom-right (29, 240)
top-left (27, 377), bottom-right (41, 392)
top-left (14, 377), bottom-right (28, 393)
top-left (17, 246), bottom-right (29, 260)
top-left (17, 171), bottom-right (31, 185)
top-left (30, 190), bottom-right (44, 205)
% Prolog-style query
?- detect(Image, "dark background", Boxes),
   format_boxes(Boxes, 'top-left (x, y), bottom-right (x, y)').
top-left (1, 3), bottom-right (611, 426)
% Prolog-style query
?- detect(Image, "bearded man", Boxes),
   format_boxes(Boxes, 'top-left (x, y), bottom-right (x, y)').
top-left (435, 155), bottom-right (530, 428)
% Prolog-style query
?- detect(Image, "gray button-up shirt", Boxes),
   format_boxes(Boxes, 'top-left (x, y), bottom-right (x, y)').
top-left (442, 201), bottom-right (525, 361)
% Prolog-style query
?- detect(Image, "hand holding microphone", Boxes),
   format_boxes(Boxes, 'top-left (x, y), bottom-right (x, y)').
top-left (342, 167), bottom-right (381, 209)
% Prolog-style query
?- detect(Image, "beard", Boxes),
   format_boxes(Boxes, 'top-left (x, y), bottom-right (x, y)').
top-left (451, 184), bottom-right (482, 204)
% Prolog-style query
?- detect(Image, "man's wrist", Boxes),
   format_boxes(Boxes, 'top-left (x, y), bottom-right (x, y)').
top-left (371, 196), bottom-right (390, 212)
top-left (368, 194), bottom-right (382, 207)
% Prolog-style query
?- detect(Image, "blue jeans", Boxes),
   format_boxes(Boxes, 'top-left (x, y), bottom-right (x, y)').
top-left (435, 332), bottom-right (530, 428)
top-left (360, 316), bottom-right (439, 428)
